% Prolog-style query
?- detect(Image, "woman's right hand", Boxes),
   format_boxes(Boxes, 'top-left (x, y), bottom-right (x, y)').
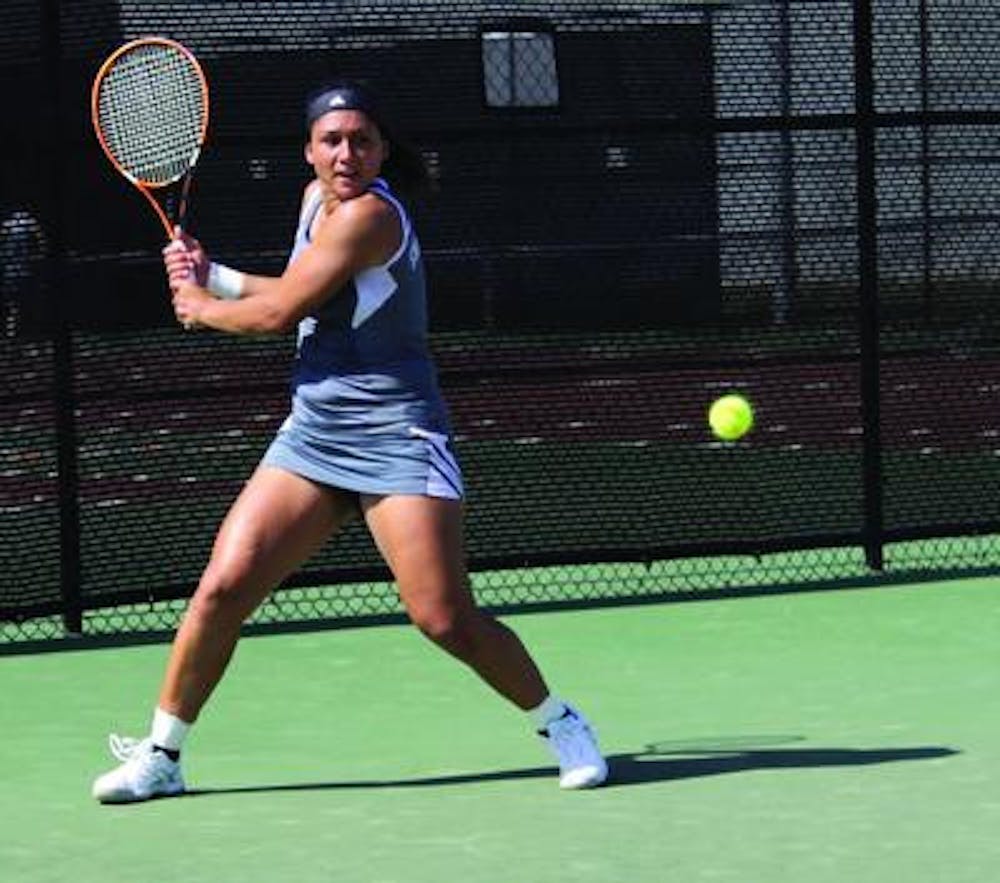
top-left (162, 227), bottom-right (209, 291)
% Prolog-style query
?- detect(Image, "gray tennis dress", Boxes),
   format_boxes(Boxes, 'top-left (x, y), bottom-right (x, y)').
top-left (262, 178), bottom-right (463, 499)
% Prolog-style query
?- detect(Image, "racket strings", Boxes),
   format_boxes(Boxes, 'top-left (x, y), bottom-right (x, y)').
top-left (96, 44), bottom-right (206, 185)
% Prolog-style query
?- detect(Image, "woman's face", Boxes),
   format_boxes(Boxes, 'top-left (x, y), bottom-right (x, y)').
top-left (305, 109), bottom-right (389, 201)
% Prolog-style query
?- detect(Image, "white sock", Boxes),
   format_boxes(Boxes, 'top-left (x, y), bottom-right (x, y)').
top-left (529, 695), bottom-right (568, 731)
top-left (150, 707), bottom-right (191, 752)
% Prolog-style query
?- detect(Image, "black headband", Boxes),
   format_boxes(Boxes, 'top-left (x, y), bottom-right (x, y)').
top-left (304, 84), bottom-right (385, 131)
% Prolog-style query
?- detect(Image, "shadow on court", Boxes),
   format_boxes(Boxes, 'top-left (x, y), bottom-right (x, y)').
top-left (608, 744), bottom-right (958, 786)
top-left (183, 742), bottom-right (958, 797)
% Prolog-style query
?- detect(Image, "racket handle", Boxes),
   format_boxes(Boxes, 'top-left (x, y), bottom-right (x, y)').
top-left (163, 235), bottom-right (199, 284)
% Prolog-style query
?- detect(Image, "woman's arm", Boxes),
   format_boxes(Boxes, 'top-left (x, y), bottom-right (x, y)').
top-left (167, 192), bottom-right (400, 335)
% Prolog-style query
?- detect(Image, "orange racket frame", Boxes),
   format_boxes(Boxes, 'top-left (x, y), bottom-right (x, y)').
top-left (91, 36), bottom-right (210, 240)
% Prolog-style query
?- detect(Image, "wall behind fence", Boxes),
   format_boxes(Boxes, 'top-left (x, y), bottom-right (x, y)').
top-left (1, 1), bottom-right (997, 641)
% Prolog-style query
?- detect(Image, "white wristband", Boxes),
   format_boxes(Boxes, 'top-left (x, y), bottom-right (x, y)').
top-left (206, 262), bottom-right (246, 300)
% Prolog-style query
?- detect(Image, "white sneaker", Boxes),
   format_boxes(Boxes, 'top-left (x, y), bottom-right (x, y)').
top-left (540, 705), bottom-right (609, 789)
top-left (92, 735), bottom-right (185, 804)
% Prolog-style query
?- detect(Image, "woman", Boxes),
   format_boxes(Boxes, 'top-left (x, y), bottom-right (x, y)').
top-left (92, 82), bottom-right (607, 802)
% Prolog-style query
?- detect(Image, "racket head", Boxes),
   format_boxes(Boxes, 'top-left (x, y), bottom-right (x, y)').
top-left (91, 37), bottom-right (209, 234)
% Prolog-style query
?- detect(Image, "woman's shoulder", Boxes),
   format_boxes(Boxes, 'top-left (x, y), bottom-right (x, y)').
top-left (319, 191), bottom-right (402, 265)
top-left (335, 189), bottom-right (398, 228)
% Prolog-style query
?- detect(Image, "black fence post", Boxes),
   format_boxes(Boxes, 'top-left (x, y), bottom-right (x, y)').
top-left (777, 3), bottom-right (797, 326)
top-left (40, 0), bottom-right (84, 633)
top-left (918, 0), bottom-right (934, 322)
top-left (854, 0), bottom-right (884, 570)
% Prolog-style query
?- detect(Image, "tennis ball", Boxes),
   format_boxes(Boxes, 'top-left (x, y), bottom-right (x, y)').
top-left (708, 394), bottom-right (754, 441)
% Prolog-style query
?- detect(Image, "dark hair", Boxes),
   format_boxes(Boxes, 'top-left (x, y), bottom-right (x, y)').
top-left (304, 80), bottom-right (433, 199)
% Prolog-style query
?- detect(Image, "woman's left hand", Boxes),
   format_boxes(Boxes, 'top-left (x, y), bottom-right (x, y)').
top-left (172, 281), bottom-right (214, 330)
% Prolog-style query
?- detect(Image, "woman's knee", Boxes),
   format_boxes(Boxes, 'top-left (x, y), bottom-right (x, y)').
top-left (410, 603), bottom-right (488, 660)
top-left (187, 566), bottom-right (261, 626)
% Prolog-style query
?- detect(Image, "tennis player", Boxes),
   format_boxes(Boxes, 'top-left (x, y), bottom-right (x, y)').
top-left (92, 81), bottom-right (607, 802)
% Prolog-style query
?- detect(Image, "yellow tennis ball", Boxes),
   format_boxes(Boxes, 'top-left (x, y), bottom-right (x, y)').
top-left (708, 394), bottom-right (754, 441)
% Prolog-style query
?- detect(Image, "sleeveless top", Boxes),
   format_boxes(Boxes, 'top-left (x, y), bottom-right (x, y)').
top-left (283, 178), bottom-right (452, 441)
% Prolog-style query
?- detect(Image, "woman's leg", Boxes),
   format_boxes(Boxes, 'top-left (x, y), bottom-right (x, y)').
top-left (362, 493), bottom-right (608, 789)
top-left (94, 467), bottom-right (358, 803)
top-left (158, 466), bottom-right (358, 722)
top-left (361, 494), bottom-right (548, 710)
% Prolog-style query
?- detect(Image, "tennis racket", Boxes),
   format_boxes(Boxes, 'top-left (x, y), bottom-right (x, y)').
top-left (91, 37), bottom-right (209, 240)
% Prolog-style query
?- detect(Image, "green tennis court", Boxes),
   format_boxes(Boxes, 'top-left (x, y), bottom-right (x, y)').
top-left (3, 574), bottom-right (996, 883)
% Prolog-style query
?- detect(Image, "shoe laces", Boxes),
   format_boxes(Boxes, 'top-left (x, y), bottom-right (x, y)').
top-left (545, 713), bottom-right (596, 765)
top-left (108, 734), bottom-right (151, 763)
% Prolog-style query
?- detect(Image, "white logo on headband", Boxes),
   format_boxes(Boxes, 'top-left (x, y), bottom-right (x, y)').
top-left (328, 94), bottom-right (347, 108)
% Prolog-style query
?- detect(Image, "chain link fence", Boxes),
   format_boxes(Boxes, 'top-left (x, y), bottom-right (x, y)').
top-left (2, 1), bottom-right (997, 646)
